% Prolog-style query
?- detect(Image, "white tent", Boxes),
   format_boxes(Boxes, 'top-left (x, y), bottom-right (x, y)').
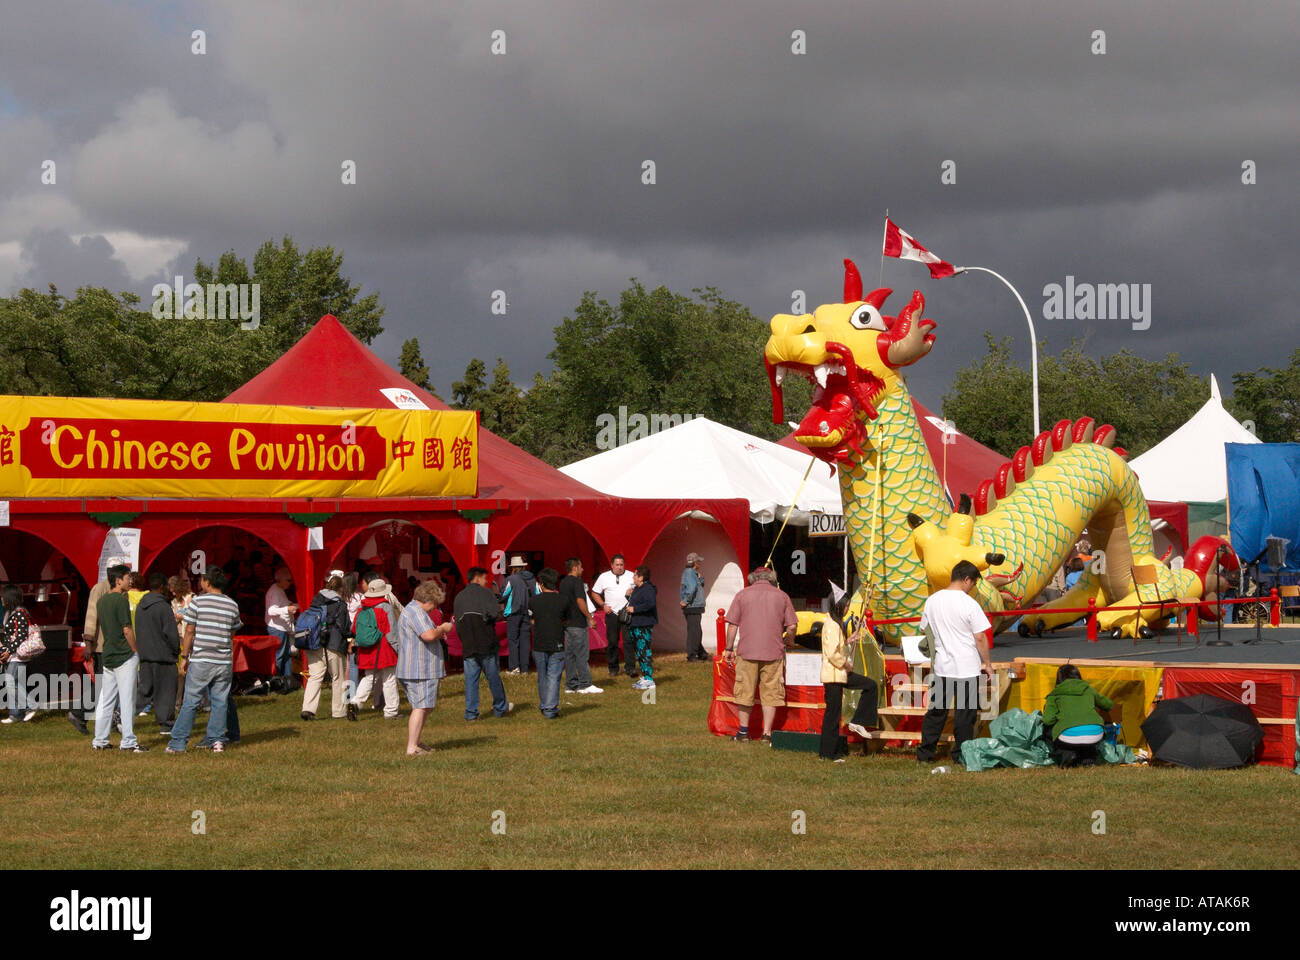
top-left (1129, 375), bottom-right (1261, 503)
top-left (559, 416), bottom-right (842, 525)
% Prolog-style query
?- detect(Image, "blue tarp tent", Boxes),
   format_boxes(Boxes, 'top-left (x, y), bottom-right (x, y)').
top-left (1226, 442), bottom-right (1300, 573)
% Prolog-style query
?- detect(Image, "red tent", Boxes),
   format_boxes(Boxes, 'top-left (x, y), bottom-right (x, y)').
top-left (2, 317), bottom-right (750, 627)
top-left (224, 314), bottom-right (599, 502)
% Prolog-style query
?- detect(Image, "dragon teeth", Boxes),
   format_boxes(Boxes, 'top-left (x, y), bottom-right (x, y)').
top-left (814, 364), bottom-right (830, 388)
top-left (775, 365), bottom-right (786, 386)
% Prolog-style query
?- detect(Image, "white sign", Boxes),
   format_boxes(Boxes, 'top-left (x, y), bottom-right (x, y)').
top-left (784, 651), bottom-right (823, 687)
top-left (97, 527), bottom-right (141, 583)
top-left (0, 501), bottom-right (8, 527)
top-left (808, 512), bottom-right (845, 538)
top-left (307, 526), bottom-right (324, 551)
top-left (474, 523), bottom-right (490, 546)
top-left (380, 387), bottom-right (429, 410)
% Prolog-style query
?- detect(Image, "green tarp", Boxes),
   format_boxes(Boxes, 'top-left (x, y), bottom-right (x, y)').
top-left (960, 708), bottom-right (1138, 771)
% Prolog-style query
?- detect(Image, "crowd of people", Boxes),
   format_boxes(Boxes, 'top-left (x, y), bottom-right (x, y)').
top-left (0, 547), bottom-right (716, 758)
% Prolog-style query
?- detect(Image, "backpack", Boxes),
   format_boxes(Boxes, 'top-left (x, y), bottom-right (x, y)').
top-left (293, 604), bottom-right (330, 652)
top-left (353, 606), bottom-right (382, 649)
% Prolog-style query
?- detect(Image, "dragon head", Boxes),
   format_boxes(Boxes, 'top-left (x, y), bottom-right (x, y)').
top-left (763, 258), bottom-right (936, 463)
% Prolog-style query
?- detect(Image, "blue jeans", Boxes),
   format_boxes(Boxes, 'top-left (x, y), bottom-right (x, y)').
top-left (169, 660), bottom-right (234, 751)
top-left (463, 654), bottom-right (508, 720)
top-left (564, 626), bottom-right (591, 691)
top-left (92, 654), bottom-right (139, 748)
top-left (533, 650), bottom-right (565, 717)
top-left (270, 627), bottom-right (294, 677)
top-left (5, 661), bottom-right (29, 718)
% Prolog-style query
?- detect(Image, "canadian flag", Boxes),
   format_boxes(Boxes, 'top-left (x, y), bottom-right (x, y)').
top-left (883, 218), bottom-right (957, 279)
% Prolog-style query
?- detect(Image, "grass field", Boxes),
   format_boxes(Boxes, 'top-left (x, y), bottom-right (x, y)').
top-left (1, 652), bottom-right (1296, 869)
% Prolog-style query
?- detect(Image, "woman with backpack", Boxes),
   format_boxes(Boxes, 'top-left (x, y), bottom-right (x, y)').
top-left (1, 584), bottom-right (38, 723)
top-left (301, 574), bottom-right (353, 721)
top-left (347, 578), bottom-right (400, 721)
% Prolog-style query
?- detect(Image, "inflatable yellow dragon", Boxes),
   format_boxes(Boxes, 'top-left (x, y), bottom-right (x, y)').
top-left (763, 259), bottom-right (1236, 643)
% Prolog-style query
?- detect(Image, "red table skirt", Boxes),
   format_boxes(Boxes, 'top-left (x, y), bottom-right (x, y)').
top-left (66, 636), bottom-right (279, 676)
top-left (707, 657), bottom-right (826, 737)
top-left (232, 634), bottom-right (279, 674)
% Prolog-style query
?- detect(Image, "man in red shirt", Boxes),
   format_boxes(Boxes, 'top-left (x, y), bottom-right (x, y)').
top-left (722, 567), bottom-right (797, 743)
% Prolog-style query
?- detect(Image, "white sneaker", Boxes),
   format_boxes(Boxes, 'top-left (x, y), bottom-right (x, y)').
top-left (576, 684), bottom-right (604, 694)
top-left (22, 710), bottom-right (37, 722)
top-left (0, 718), bottom-right (13, 724)
top-left (137, 710), bottom-right (150, 717)
top-left (848, 723), bottom-right (873, 738)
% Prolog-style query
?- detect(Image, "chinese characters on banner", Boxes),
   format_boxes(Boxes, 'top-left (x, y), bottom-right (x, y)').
top-left (0, 395), bottom-right (478, 499)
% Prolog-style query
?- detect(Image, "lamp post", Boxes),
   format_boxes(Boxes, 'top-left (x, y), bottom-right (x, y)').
top-left (955, 266), bottom-right (1041, 437)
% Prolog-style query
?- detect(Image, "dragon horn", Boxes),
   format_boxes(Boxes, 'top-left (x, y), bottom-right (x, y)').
top-left (843, 259), bottom-right (863, 303)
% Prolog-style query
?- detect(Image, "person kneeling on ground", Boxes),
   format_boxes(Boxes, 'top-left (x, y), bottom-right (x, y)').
top-left (1041, 664), bottom-right (1113, 768)
top-left (818, 592), bottom-right (879, 761)
top-left (396, 580), bottom-right (453, 755)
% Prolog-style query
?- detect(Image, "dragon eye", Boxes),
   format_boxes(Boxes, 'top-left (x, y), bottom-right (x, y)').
top-left (848, 304), bottom-right (886, 331)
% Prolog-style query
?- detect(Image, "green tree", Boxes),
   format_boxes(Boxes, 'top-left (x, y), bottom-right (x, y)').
top-left (943, 334), bottom-right (1207, 458)
top-left (450, 357), bottom-right (488, 410)
top-left (483, 357), bottom-right (525, 437)
top-left (1230, 348), bottom-right (1300, 442)
top-left (0, 236), bottom-right (385, 402)
top-left (192, 236), bottom-right (384, 349)
top-left (510, 280), bottom-right (810, 465)
top-left (398, 337), bottom-right (432, 391)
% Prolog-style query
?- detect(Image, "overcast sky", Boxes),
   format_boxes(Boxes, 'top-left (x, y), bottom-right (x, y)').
top-left (1, 0), bottom-right (1296, 413)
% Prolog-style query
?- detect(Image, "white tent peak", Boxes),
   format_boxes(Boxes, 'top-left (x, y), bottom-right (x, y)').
top-left (1128, 374), bottom-right (1260, 503)
top-left (559, 417), bottom-right (842, 525)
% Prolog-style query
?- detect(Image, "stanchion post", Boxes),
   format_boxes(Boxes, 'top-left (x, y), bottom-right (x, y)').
top-left (1086, 597), bottom-right (1098, 642)
top-left (1186, 601), bottom-right (1198, 639)
top-left (1270, 589), bottom-right (1281, 628)
top-left (714, 608), bottom-right (726, 658)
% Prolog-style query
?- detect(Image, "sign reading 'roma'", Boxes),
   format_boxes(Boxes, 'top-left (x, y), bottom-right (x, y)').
top-left (0, 395), bottom-right (479, 499)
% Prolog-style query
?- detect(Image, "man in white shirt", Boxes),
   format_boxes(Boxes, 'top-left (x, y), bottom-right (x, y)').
top-left (265, 567), bottom-right (299, 680)
top-left (916, 560), bottom-right (993, 765)
top-left (591, 554), bottom-right (636, 679)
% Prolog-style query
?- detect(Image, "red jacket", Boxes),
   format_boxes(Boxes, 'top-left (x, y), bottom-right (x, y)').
top-left (354, 596), bottom-right (398, 670)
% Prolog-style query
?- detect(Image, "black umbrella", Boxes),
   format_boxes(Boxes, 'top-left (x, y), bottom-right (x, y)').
top-left (1141, 694), bottom-right (1264, 769)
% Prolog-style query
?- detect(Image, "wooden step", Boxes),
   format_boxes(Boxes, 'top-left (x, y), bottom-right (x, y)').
top-left (878, 706), bottom-right (929, 716)
top-left (857, 731), bottom-right (954, 742)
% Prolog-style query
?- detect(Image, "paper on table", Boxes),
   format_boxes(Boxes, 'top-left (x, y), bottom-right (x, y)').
top-left (901, 635), bottom-right (930, 665)
top-left (784, 651), bottom-right (823, 686)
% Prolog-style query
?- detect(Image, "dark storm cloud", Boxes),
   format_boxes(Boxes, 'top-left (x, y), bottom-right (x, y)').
top-left (18, 228), bottom-right (135, 294)
top-left (0, 0), bottom-right (1296, 413)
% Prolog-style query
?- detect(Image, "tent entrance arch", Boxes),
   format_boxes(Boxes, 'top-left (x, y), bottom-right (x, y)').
top-left (329, 519), bottom-right (462, 608)
top-left (143, 525), bottom-right (288, 634)
top-left (635, 512), bottom-right (744, 653)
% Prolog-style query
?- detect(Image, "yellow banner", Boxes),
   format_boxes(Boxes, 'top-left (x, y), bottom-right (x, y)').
top-left (0, 395), bottom-right (478, 499)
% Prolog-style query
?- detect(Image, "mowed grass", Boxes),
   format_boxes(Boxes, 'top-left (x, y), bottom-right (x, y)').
top-left (1, 652), bottom-right (1297, 869)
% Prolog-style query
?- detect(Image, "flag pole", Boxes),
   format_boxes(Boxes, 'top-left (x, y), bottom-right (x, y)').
top-left (877, 210), bottom-right (889, 289)
top-left (954, 265), bottom-right (1041, 437)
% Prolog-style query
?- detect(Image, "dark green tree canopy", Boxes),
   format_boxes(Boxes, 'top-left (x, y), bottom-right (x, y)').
top-left (942, 333), bottom-right (1208, 458)
top-left (1230, 348), bottom-right (1300, 443)
top-left (0, 237), bottom-right (383, 402)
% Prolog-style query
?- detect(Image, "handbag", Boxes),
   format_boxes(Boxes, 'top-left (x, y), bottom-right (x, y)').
top-left (16, 622), bottom-right (46, 662)
top-left (617, 605), bottom-right (633, 626)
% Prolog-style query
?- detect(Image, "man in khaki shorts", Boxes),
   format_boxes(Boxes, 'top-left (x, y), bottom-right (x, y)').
top-left (722, 567), bottom-right (797, 743)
